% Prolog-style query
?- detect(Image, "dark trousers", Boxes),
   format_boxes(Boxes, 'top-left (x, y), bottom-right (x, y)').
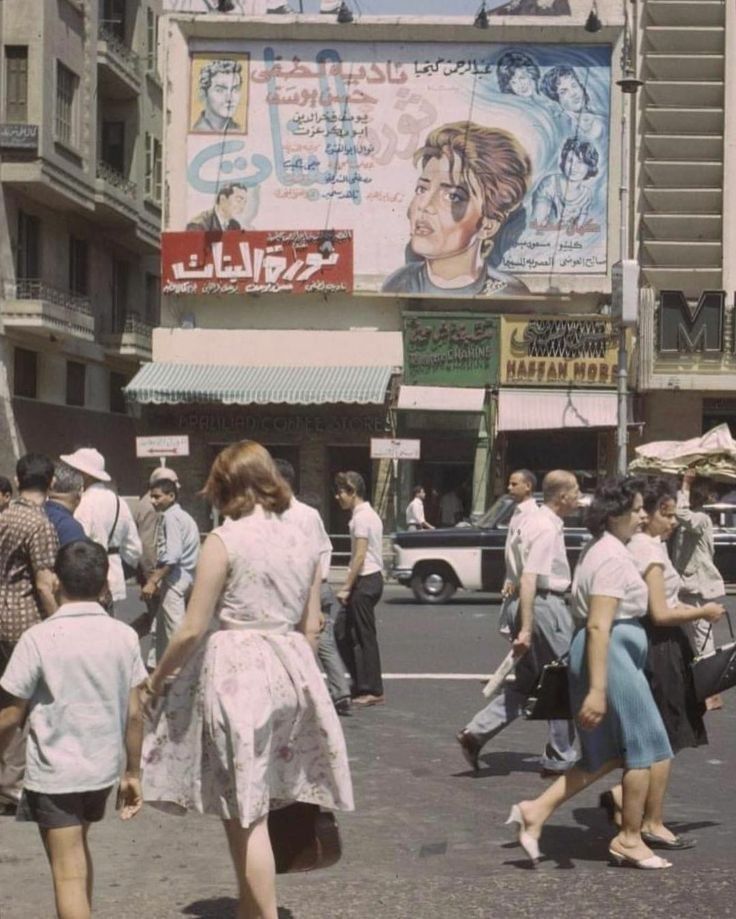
top-left (336, 571), bottom-right (384, 696)
top-left (0, 640), bottom-right (25, 804)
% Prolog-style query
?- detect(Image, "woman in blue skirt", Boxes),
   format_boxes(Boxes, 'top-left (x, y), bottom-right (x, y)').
top-left (506, 477), bottom-right (674, 869)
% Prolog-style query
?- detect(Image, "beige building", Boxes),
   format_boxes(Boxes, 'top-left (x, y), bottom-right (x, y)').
top-left (0, 0), bottom-right (163, 492)
top-left (634, 0), bottom-right (736, 445)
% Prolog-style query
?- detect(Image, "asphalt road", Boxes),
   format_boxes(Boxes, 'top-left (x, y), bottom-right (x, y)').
top-left (1, 585), bottom-right (736, 918)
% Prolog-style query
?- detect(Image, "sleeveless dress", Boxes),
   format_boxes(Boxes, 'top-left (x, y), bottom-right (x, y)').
top-left (141, 506), bottom-right (354, 827)
top-left (628, 532), bottom-right (707, 753)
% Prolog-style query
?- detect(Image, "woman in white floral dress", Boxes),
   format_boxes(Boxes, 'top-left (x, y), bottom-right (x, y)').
top-left (139, 441), bottom-right (354, 919)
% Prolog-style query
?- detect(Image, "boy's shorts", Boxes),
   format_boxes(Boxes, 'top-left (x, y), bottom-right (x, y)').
top-left (23, 787), bottom-right (113, 829)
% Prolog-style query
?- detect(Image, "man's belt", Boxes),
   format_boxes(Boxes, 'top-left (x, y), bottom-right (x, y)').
top-left (536, 588), bottom-right (566, 599)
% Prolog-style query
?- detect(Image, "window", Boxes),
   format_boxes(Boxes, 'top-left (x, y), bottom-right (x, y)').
top-left (102, 0), bottom-right (126, 41)
top-left (145, 272), bottom-right (160, 325)
top-left (101, 121), bottom-right (125, 175)
top-left (69, 237), bottom-right (88, 296)
top-left (55, 62), bottom-right (79, 148)
top-left (109, 371), bottom-right (128, 414)
top-left (112, 258), bottom-right (128, 332)
top-left (144, 133), bottom-right (162, 203)
top-left (146, 9), bottom-right (159, 75)
top-left (13, 348), bottom-right (37, 399)
top-left (5, 46), bottom-right (28, 123)
top-left (16, 210), bottom-right (41, 280)
top-left (66, 361), bottom-right (86, 407)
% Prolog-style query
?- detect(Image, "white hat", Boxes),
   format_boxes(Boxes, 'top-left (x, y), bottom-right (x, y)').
top-left (59, 447), bottom-right (111, 483)
top-left (149, 466), bottom-right (179, 486)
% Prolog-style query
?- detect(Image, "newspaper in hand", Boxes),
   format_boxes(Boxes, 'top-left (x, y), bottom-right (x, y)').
top-left (482, 650), bottom-right (516, 699)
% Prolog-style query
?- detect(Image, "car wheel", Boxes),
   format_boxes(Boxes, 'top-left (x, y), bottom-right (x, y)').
top-left (410, 565), bottom-right (457, 603)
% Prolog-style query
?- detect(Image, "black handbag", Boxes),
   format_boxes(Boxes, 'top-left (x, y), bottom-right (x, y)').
top-left (268, 802), bottom-right (341, 874)
top-left (690, 613), bottom-right (736, 702)
top-left (523, 657), bottom-right (572, 720)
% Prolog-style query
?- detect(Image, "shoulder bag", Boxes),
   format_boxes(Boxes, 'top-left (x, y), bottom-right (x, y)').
top-left (268, 802), bottom-right (341, 873)
top-left (690, 612), bottom-right (736, 702)
top-left (523, 655), bottom-right (572, 721)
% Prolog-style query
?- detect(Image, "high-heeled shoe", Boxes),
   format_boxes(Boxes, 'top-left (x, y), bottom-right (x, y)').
top-left (505, 804), bottom-right (540, 864)
top-left (608, 847), bottom-right (672, 870)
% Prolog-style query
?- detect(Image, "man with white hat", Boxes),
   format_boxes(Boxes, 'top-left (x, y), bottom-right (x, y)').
top-left (60, 448), bottom-right (142, 612)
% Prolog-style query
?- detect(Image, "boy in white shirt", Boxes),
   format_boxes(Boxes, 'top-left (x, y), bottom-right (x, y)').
top-left (0, 540), bottom-right (146, 919)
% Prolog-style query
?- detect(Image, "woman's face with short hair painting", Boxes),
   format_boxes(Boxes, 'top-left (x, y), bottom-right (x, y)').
top-left (407, 152), bottom-right (487, 261)
top-left (509, 67), bottom-right (535, 97)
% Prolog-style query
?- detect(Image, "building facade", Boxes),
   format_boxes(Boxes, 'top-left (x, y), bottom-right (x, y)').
top-left (128, 0), bottom-right (631, 532)
top-left (0, 0), bottom-right (163, 492)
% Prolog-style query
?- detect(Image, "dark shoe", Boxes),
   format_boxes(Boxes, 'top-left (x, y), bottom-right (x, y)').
top-left (267, 3), bottom-right (293, 12)
top-left (641, 831), bottom-right (696, 850)
top-left (455, 729), bottom-right (481, 771)
top-left (539, 768), bottom-right (566, 779)
top-left (0, 801), bottom-right (17, 816)
top-left (352, 694), bottom-right (385, 707)
top-left (334, 697), bottom-right (353, 717)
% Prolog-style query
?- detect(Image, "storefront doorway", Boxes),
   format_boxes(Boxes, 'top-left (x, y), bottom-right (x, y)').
top-left (503, 429), bottom-right (600, 493)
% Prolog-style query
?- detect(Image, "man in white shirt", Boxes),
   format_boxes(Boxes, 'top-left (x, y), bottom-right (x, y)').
top-left (457, 470), bottom-right (579, 775)
top-left (276, 460), bottom-right (352, 717)
top-left (61, 448), bottom-right (142, 612)
top-left (498, 469), bottom-right (539, 634)
top-left (335, 471), bottom-right (385, 707)
top-left (405, 486), bottom-right (434, 531)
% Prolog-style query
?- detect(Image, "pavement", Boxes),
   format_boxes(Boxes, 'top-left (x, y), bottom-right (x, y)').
top-left (1, 585), bottom-right (736, 917)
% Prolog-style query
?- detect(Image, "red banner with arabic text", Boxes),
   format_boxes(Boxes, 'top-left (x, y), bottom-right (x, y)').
top-left (161, 230), bottom-right (353, 295)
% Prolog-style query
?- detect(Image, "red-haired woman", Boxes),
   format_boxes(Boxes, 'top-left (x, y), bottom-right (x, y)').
top-left (140, 440), bottom-right (353, 919)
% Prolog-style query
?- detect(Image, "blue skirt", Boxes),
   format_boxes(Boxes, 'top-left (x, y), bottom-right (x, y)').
top-left (569, 618), bottom-right (673, 772)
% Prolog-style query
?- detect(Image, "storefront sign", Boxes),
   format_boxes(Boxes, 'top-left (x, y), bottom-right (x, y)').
top-left (136, 435), bottom-right (190, 457)
top-left (402, 313), bottom-right (499, 387)
top-left (0, 123), bottom-right (38, 150)
top-left (658, 290), bottom-right (724, 355)
top-left (168, 413), bottom-right (385, 435)
top-left (500, 317), bottom-right (618, 386)
top-left (161, 230), bottom-right (353, 295)
top-left (370, 438), bottom-right (420, 460)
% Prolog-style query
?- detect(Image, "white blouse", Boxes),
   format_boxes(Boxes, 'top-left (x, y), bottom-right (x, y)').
top-left (572, 531), bottom-right (649, 624)
top-left (628, 532), bottom-right (681, 608)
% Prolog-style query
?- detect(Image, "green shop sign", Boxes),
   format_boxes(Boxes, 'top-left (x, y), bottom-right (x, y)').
top-left (402, 312), bottom-right (500, 387)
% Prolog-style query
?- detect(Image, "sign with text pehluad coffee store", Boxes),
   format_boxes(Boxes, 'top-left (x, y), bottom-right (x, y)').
top-left (500, 317), bottom-right (619, 387)
top-left (402, 312), bottom-right (500, 388)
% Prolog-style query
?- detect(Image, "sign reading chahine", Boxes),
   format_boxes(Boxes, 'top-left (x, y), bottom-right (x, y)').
top-left (136, 435), bottom-right (191, 458)
top-left (402, 313), bottom-right (500, 388)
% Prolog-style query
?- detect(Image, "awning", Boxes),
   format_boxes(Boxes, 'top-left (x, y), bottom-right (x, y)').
top-left (497, 389), bottom-right (623, 432)
top-left (124, 363), bottom-right (394, 406)
top-left (397, 385), bottom-right (486, 412)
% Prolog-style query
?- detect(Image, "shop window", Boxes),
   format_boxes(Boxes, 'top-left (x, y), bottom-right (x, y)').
top-left (109, 371), bottom-right (127, 414)
top-left (14, 347), bottom-right (37, 398)
top-left (66, 360), bottom-right (86, 407)
top-left (5, 46), bottom-right (28, 123)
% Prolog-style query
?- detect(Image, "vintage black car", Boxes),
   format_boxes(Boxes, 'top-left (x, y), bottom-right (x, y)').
top-left (391, 496), bottom-right (736, 603)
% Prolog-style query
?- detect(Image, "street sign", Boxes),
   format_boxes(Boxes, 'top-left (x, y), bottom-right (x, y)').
top-left (370, 438), bottom-right (421, 460)
top-left (136, 435), bottom-right (190, 458)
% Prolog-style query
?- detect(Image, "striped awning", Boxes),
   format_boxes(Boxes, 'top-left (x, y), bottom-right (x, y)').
top-left (497, 388), bottom-right (624, 431)
top-left (124, 362), bottom-right (394, 406)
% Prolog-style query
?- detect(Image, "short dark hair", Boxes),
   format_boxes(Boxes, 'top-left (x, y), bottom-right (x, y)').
top-left (335, 471), bottom-right (366, 499)
top-left (560, 137), bottom-right (599, 179)
top-left (54, 540), bottom-right (109, 600)
top-left (497, 50), bottom-right (540, 94)
top-left (216, 183), bottom-right (247, 205)
top-left (512, 468), bottom-right (537, 490)
top-left (0, 475), bottom-right (12, 496)
top-left (16, 453), bottom-right (55, 492)
top-left (642, 476), bottom-right (676, 515)
top-left (412, 485), bottom-right (424, 497)
top-left (540, 64), bottom-right (589, 108)
top-left (586, 475), bottom-right (646, 538)
top-left (150, 478), bottom-right (178, 497)
top-left (274, 458), bottom-right (296, 488)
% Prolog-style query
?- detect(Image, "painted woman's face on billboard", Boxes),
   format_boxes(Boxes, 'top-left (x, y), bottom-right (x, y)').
top-left (407, 153), bottom-right (487, 261)
top-left (205, 70), bottom-right (242, 120)
top-left (509, 67), bottom-right (536, 97)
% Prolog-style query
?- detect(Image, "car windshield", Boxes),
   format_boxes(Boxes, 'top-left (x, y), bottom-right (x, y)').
top-left (476, 495), bottom-right (515, 528)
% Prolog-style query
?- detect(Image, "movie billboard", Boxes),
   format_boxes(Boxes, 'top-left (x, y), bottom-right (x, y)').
top-left (181, 42), bottom-right (611, 298)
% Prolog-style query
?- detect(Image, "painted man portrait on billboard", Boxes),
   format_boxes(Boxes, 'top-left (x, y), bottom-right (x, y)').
top-left (182, 42), bottom-right (610, 298)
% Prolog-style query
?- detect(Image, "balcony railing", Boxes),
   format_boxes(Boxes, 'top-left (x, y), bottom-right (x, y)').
top-left (98, 22), bottom-right (140, 79)
top-left (2, 279), bottom-right (95, 341)
top-left (96, 160), bottom-right (137, 198)
top-left (102, 311), bottom-right (153, 360)
top-left (12, 279), bottom-right (91, 314)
